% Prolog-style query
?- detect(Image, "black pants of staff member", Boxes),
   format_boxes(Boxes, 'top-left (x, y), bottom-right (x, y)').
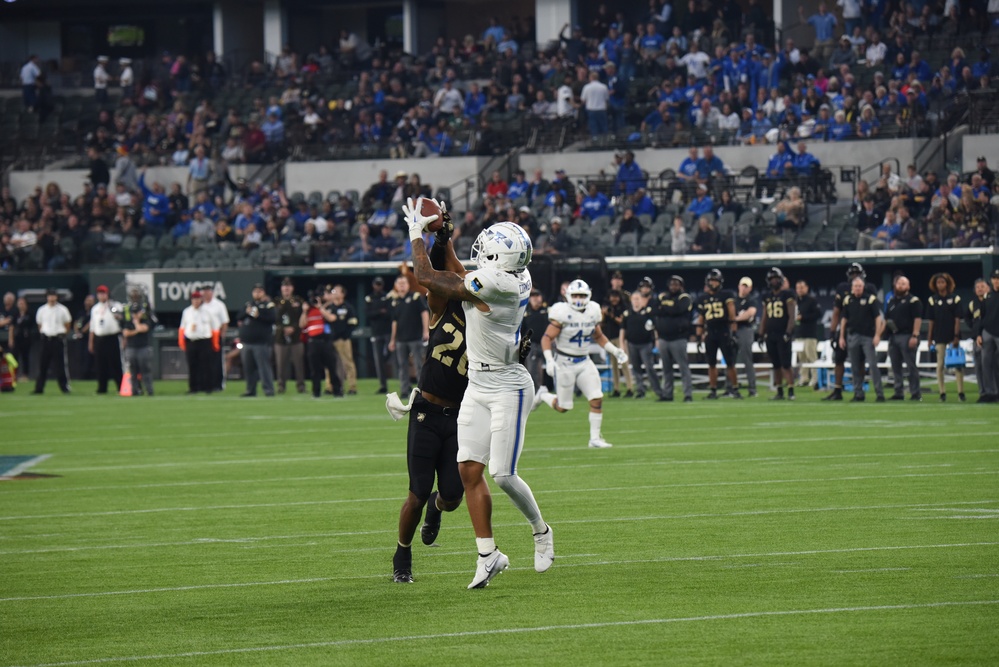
top-left (34, 335), bottom-right (69, 394)
top-left (185, 338), bottom-right (214, 393)
top-left (308, 337), bottom-right (341, 398)
top-left (211, 346), bottom-right (225, 391)
top-left (94, 334), bottom-right (123, 394)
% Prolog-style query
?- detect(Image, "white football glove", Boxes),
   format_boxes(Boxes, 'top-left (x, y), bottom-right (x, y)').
top-left (543, 349), bottom-right (556, 377)
top-left (433, 198), bottom-right (447, 216)
top-left (615, 348), bottom-right (629, 365)
top-left (401, 197), bottom-right (438, 242)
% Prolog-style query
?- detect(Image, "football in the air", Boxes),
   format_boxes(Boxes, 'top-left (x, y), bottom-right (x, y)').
top-left (418, 197), bottom-right (443, 232)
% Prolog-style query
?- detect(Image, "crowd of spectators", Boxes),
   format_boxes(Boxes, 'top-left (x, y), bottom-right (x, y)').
top-left (3, 3), bottom-right (999, 270)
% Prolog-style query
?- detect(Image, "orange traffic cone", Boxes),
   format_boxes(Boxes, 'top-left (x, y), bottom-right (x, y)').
top-left (119, 371), bottom-right (133, 397)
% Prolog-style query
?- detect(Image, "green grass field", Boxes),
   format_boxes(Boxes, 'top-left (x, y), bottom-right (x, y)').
top-left (2, 379), bottom-right (998, 666)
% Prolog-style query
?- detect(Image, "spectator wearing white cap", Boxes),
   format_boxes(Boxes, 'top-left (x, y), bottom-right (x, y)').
top-left (118, 58), bottom-right (134, 93)
top-left (94, 56), bottom-right (110, 105)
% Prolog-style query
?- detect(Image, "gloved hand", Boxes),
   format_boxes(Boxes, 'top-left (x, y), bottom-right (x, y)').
top-left (519, 329), bottom-right (533, 362)
top-left (433, 198), bottom-right (454, 243)
top-left (385, 388), bottom-right (420, 421)
top-left (614, 347), bottom-right (628, 365)
top-left (544, 349), bottom-right (556, 377)
top-left (782, 332), bottom-right (793, 344)
top-left (401, 197), bottom-right (439, 242)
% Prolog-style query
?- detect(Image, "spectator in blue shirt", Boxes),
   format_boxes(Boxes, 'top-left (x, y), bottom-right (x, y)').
top-left (766, 142), bottom-right (792, 178)
top-left (829, 110), bottom-right (853, 140)
top-left (695, 145), bottom-right (726, 182)
top-left (798, 3), bottom-right (837, 62)
top-left (687, 184), bottom-right (715, 216)
top-left (463, 82), bottom-right (487, 118)
top-left (794, 142), bottom-right (821, 173)
top-left (678, 146), bottom-right (699, 180)
top-left (580, 184), bottom-right (612, 220)
top-left (482, 17), bottom-right (506, 45)
top-left (631, 188), bottom-right (657, 218)
top-left (496, 32), bottom-right (518, 55)
top-left (856, 106), bottom-right (881, 138)
top-left (751, 108), bottom-right (772, 140)
top-left (261, 112), bottom-right (285, 146)
top-left (137, 170), bottom-right (169, 232)
top-left (904, 51), bottom-right (932, 83)
top-left (615, 151), bottom-right (646, 195)
top-left (972, 49), bottom-right (994, 79)
top-left (172, 210), bottom-right (192, 239)
top-left (507, 170), bottom-right (529, 200)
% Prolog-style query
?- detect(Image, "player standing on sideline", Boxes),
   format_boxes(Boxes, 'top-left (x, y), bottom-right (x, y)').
top-left (388, 211), bottom-right (469, 584)
top-left (825, 263), bottom-right (877, 401)
top-left (695, 269), bottom-right (741, 399)
top-left (758, 268), bottom-right (797, 400)
top-left (533, 279), bottom-right (629, 448)
top-left (402, 197), bottom-right (554, 589)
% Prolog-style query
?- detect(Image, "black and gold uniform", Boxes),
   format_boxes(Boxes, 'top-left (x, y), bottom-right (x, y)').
top-left (762, 287), bottom-right (797, 370)
top-left (697, 287), bottom-right (737, 368)
top-left (831, 277), bottom-right (878, 364)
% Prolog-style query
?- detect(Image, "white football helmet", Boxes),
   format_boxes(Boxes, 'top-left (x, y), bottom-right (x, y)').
top-left (567, 279), bottom-right (591, 311)
top-left (471, 221), bottom-right (533, 272)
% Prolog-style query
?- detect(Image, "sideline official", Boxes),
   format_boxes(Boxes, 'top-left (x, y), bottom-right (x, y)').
top-left (365, 277), bottom-right (392, 394)
top-left (33, 289), bottom-right (72, 394)
top-left (239, 283), bottom-right (276, 397)
top-left (274, 277), bottom-right (306, 394)
top-left (885, 275), bottom-right (923, 401)
top-left (839, 277), bottom-right (885, 402)
top-left (179, 291), bottom-right (215, 393)
top-left (88, 285), bottom-right (123, 394)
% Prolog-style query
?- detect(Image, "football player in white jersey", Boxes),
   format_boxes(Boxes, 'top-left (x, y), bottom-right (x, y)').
top-left (402, 197), bottom-right (554, 589)
top-left (533, 279), bottom-right (629, 448)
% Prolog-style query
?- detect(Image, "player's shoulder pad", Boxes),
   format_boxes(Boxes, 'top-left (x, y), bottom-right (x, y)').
top-left (464, 268), bottom-right (515, 299)
top-left (549, 301), bottom-right (570, 322)
top-left (584, 301), bottom-right (602, 319)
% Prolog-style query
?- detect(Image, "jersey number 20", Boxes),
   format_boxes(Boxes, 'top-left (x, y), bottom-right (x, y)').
top-left (431, 322), bottom-right (468, 376)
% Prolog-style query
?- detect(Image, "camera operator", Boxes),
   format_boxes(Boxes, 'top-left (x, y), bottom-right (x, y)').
top-left (239, 283), bottom-right (276, 397)
top-left (299, 286), bottom-right (343, 398)
top-left (122, 287), bottom-right (155, 396)
top-left (88, 285), bottom-right (123, 395)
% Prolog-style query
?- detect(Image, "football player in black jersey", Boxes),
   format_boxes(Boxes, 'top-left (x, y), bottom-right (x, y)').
top-left (695, 269), bottom-right (741, 399)
top-left (391, 211), bottom-right (469, 584)
top-left (758, 267), bottom-right (798, 400)
top-left (824, 262), bottom-right (878, 401)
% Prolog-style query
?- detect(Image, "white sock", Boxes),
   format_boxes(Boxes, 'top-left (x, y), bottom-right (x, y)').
top-left (476, 537), bottom-right (496, 555)
top-left (589, 411), bottom-right (602, 440)
top-left (539, 388), bottom-right (556, 408)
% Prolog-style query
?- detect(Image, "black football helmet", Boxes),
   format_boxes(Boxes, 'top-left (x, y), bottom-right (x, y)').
top-left (669, 274), bottom-right (685, 290)
top-left (705, 268), bottom-right (724, 289)
top-left (846, 262), bottom-right (866, 279)
top-left (767, 267), bottom-right (785, 288)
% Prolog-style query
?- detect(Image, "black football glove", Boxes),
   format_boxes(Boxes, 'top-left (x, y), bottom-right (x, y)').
top-left (782, 332), bottom-right (793, 344)
top-left (434, 207), bottom-right (455, 244)
top-left (519, 329), bottom-right (533, 362)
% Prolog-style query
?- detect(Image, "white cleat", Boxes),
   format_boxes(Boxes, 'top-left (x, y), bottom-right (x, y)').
top-left (467, 549), bottom-right (510, 589)
top-left (588, 437), bottom-right (613, 448)
top-left (531, 388), bottom-right (547, 412)
top-left (533, 524), bottom-right (555, 573)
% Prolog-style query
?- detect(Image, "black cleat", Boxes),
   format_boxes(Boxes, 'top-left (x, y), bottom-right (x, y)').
top-left (910, 394), bottom-right (922, 402)
top-left (875, 395), bottom-right (886, 402)
top-left (958, 392), bottom-right (966, 402)
top-left (392, 570), bottom-right (414, 583)
top-left (623, 389), bottom-right (634, 398)
top-left (393, 544), bottom-right (413, 582)
top-left (705, 389), bottom-right (719, 400)
top-left (658, 395), bottom-right (673, 402)
top-left (611, 390), bottom-right (621, 397)
top-left (634, 391), bottom-right (646, 399)
top-left (727, 390), bottom-right (743, 399)
top-left (823, 390), bottom-right (843, 401)
top-left (889, 394), bottom-right (905, 401)
top-left (683, 396), bottom-right (693, 402)
top-left (421, 491), bottom-right (443, 545)
top-left (851, 395), bottom-right (866, 402)
top-left (939, 393), bottom-right (946, 402)
top-left (770, 392), bottom-right (785, 401)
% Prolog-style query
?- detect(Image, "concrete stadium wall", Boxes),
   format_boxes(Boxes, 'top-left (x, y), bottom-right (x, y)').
top-left (9, 137), bottom-right (948, 206)
top-left (961, 134), bottom-right (999, 173)
top-left (518, 137), bottom-right (939, 201)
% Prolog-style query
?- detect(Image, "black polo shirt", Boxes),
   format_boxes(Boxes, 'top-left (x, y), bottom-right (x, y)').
top-left (621, 303), bottom-right (657, 345)
top-left (979, 292), bottom-right (999, 337)
top-left (735, 295), bottom-right (758, 329)
top-left (392, 293), bottom-right (428, 342)
top-left (842, 293), bottom-right (882, 337)
top-left (885, 293), bottom-right (922, 335)
top-left (926, 293), bottom-right (962, 344)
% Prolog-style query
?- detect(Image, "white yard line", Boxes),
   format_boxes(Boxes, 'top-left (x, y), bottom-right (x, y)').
top-left (2, 539), bottom-right (997, 600)
top-left (3, 499), bottom-right (994, 555)
top-left (3, 471), bottom-right (998, 523)
top-left (8, 600), bottom-right (999, 666)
